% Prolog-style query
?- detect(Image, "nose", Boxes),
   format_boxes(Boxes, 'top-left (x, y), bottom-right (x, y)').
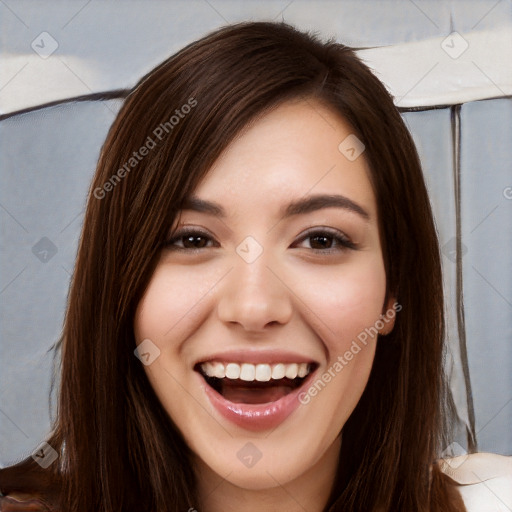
top-left (216, 249), bottom-right (293, 334)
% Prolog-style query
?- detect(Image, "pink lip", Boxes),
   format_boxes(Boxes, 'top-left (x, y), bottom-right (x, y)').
top-left (197, 367), bottom-right (317, 431)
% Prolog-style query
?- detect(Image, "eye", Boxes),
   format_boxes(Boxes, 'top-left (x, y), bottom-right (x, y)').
top-left (164, 228), bottom-right (217, 251)
top-left (164, 227), bottom-right (357, 254)
top-left (293, 228), bottom-right (357, 253)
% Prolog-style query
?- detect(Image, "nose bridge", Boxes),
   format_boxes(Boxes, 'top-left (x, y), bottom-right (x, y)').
top-left (216, 235), bottom-right (292, 331)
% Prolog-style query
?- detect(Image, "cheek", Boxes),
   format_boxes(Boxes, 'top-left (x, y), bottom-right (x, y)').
top-left (295, 255), bottom-right (387, 343)
top-left (132, 266), bottom-right (214, 431)
top-left (292, 257), bottom-right (386, 426)
top-left (133, 264), bottom-right (217, 346)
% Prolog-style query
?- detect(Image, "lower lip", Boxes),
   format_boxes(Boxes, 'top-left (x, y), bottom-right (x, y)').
top-left (199, 370), bottom-right (316, 431)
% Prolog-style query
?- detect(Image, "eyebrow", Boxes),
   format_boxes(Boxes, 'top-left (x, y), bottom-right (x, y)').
top-left (181, 193), bottom-right (370, 221)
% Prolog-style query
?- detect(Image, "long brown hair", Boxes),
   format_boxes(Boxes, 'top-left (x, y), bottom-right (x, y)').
top-left (43, 21), bottom-right (465, 511)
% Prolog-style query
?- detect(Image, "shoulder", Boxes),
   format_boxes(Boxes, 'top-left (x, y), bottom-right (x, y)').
top-left (438, 452), bottom-right (512, 512)
top-left (0, 456), bottom-right (61, 512)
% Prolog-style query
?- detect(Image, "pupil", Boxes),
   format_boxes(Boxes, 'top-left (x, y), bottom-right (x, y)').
top-left (311, 235), bottom-right (331, 249)
top-left (185, 235), bottom-right (206, 248)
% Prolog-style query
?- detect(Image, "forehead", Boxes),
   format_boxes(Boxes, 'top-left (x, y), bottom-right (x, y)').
top-left (188, 99), bottom-right (377, 221)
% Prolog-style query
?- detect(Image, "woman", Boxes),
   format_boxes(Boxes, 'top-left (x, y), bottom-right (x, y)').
top-left (1, 21), bottom-right (510, 512)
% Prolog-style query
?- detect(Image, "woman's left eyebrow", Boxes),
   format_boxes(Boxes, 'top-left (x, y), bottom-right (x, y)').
top-left (280, 194), bottom-right (370, 221)
top-left (181, 193), bottom-right (370, 221)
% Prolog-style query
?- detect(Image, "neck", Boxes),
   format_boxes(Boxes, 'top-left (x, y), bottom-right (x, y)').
top-left (195, 435), bottom-right (341, 512)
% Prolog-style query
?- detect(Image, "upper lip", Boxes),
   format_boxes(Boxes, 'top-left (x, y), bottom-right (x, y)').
top-left (194, 349), bottom-right (319, 366)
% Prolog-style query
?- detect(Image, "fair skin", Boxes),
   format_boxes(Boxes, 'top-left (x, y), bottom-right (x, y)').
top-left (134, 98), bottom-right (396, 512)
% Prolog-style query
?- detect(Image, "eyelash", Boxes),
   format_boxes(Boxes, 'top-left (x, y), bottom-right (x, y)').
top-left (163, 227), bottom-right (358, 254)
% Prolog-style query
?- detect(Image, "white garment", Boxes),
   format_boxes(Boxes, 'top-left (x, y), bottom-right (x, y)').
top-left (439, 452), bottom-right (512, 512)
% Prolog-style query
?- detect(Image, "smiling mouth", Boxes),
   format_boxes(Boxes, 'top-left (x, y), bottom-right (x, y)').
top-left (195, 361), bottom-right (318, 404)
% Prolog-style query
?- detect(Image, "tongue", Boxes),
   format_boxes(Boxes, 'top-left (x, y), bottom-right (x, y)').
top-left (220, 381), bottom-right (294, 404)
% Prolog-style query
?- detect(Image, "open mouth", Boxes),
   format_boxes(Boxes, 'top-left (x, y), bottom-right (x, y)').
top-left (195, 361), bottom-right (318, 405)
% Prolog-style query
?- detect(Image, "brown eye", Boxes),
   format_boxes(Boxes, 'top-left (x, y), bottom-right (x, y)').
top-left (182, 234), bottom-right (209, 249)
top-left (295, 228), bottom-right (357, 253)
top-left (309, 234), bottom-right (334, 250)
top-left (164, 229), bottom-right (216, 251)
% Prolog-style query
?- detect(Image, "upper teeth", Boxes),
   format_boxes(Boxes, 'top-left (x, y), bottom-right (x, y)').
top-left (200, 362), bottom-right (311, 382)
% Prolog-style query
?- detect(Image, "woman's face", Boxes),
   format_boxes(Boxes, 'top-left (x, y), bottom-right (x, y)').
top-left (134, 99), bottom-right (395, 492)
